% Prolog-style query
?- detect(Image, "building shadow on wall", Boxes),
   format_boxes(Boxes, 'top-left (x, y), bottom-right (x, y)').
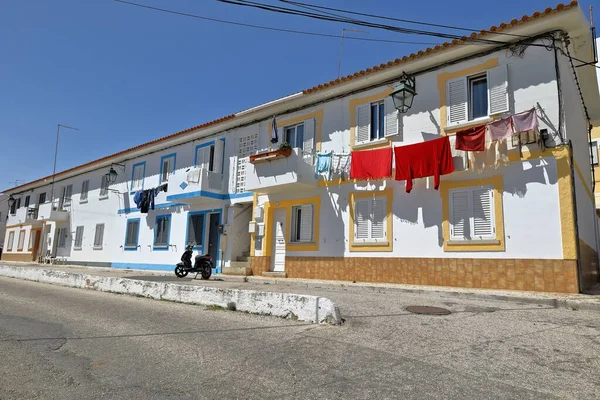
top-left (503, 158), bottom-right (556, 198)
top-left (322, 186), bottom-right (349, 257)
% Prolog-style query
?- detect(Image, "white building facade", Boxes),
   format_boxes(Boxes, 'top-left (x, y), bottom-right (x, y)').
top-left (3, 3), bottom-right (599, 293)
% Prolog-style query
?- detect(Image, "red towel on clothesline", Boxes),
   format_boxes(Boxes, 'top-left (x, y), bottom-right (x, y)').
top-left (349, 147), bottom-right (393, 180)
top-left (394, 136), bottom-right (454, 193)
top-left (455, 125), bottom-right (486, 151)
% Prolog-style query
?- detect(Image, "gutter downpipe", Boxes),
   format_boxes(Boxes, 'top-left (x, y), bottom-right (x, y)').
top-left (568, 140), bottom-right (584, 293)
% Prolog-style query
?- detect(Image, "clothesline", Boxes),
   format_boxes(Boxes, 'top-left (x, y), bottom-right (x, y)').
top-left (314, 106), bottom-right (543, 192)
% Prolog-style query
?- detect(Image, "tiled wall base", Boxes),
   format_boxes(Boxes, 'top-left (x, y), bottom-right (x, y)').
top-left (251, 256), bottom-right (580, 293)
top-left (0, 253), bottom-right (36, 262)
top-left (579, 240), bottom-right (599, 291)
top-left (250, 256), bottom-right (271, 276)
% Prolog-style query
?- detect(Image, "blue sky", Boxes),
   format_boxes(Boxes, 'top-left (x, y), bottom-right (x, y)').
top-left (0, 0), bottom-right (593, 190)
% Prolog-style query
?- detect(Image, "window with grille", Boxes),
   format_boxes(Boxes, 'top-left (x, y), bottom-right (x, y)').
top-left (93, 224), bottom-right (105, 249)
top-left (74, 226), bottom-right (84, 250)
top-left (290, 204), bottom-right (314, 243)
top-left (80, 180), bottom-right (89, 202)
top-left (24, 195), bottom-right (30, 208)
top-left (353, 196), bottom-right (387, 243)
top-left (449, 186), bottom-right (495, 241)
top-left (186, 213), bottom-right (205, 248)
top-left (154, 215), bottom-right (170, 248)
top-left (124, 220), bottom-right (140, 249)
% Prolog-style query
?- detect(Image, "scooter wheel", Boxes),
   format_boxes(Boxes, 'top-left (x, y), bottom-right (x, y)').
top-left (175, 265), bottom-right (188, 278)
top-left (200, 263), bottom-right (212, 280)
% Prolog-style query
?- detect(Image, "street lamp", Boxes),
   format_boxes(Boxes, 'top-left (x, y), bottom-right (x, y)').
top-left (390, 72), bottom-right (417, 113)
top-left (50, 124), bottom-right (79, 203)
top-left (105, 163), bottom-right (125, 184)
top-left (7, 195), bottom-right (15, 209)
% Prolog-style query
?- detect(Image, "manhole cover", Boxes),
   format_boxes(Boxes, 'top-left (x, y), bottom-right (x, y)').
top-left (405, 306), bottom-right (451, 315)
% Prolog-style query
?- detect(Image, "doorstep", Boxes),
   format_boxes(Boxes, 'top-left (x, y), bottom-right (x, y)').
top-left (262, 271), bottom-right (287, 278)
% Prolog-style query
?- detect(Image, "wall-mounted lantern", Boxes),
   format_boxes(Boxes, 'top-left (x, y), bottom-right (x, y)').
top-left (105, 163), bottom-right (125, 184)
top-left (390, 72), bottom-right (417, 113)
top-left (7, 195), bottom-right (15, 208)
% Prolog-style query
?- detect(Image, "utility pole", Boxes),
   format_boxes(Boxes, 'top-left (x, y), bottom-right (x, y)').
top-left (50, 124), bottom-right (79, 205)
top-left (338, 28), bottom-right (370, 79)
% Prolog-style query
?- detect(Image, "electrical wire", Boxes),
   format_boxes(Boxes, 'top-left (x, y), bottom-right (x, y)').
top-left (112, 0), bottom-right (438, 46)
top-left (218, 0), bottom-right (509, 45)
top-left (279, 0), bottom-right (530, 39)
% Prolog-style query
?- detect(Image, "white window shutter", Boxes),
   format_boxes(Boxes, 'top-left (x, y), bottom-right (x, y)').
top-left (384, 97), bottom-right (398, 137)
top-left (354, 199), bottom-right (370, 240)
top-left (450, 190), bottom-right (470, 240)
top-left (356, 104), bottom-right (371, 144)
top-left (487, 65), bottom-right (509, 115)
top-left (197, 147), bottom-right (209, 170)
top-left (447, 77), bottom-right (468, 125)
top-left (214, 140), bottom-right (224, 174)
top-left (371, 196), bottom-right (386, 239)
top-left (299, 204), bottom-right (313, 242)
top-left (471, 188), bottom-right (495, 239)
top-left (303, 119), bottom-right (315, 156)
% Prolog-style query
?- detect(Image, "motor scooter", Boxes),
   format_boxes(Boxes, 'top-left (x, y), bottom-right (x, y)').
top-left (174, 244), bottom-right (213, 279)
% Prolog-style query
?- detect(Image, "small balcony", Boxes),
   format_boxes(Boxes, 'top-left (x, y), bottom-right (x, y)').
top-left (165, 167), bottom-right (226, 203)
top-left (25, 207), bottom-right (39, 221)
top-left (246, 147), bottom-right (316, 193)
top-left (37, 201), bottom-right (70, 221)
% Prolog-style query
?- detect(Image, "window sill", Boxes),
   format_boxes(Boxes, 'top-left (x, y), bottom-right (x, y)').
top-left (351, 241), bottom-right (389, 246)
top-left (93, 246), bottom-right (103, 250)
top-left (444, 117), bottom-right (493, 133)
top-left (446, 239), bottom-right (500, 245)
top-left (79, 200), bottom-right (88, 204)
top-left (99, 195), bottom-right (108, 200)
top-left (73, 247), bottom-right (82, 251)
top-left (124, 247), bottom-right (139, 251)
top-left (153, 246), bottom-right (169, 251)
top-left (353, 138), bottom-right (389, 150)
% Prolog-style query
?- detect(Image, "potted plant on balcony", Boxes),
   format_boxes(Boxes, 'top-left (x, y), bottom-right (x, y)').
top-left (249, 142), bottom-right (293, 164)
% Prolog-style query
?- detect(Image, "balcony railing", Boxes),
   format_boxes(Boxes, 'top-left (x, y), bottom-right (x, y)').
top-left (246, 147), bottom-right (317, 193)
top-left (26, 207), bottom-right (39, 220)
top-left (165, 167), bottom-right (226, 203)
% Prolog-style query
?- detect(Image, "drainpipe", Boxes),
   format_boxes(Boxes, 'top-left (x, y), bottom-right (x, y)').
top-left (568, 141), bottom-right (584, 293)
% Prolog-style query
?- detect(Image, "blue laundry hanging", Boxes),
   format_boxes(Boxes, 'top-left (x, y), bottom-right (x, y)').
top-left (314, 151), bottom-right (333, 180)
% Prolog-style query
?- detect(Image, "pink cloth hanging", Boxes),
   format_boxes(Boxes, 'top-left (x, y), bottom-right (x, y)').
top-left (488, 118), bottom-right (514, 142)
top-left (512, 108), bottom-right (538, 134)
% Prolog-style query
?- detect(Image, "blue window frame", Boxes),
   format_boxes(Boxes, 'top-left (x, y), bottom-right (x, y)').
top-left (159, 153), bottom-right (176, 184)
top-left (153, 215), bottom-right (171, 250)
top-left (195, 141), bottom-right (215, 169)
top-left (284, 124), bottom-right (304, 148)
top-left (130, 162), bottom-right (146, 193)
top-left (124, 218), bottom-right (140, 250)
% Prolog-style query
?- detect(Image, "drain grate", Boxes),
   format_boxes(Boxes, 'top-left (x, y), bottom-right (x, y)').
top-left (405, 306), bottom-right (451, 315)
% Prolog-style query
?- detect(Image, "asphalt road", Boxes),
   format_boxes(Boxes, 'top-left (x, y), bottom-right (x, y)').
top-left (1, 277), bottom-right (600, 399)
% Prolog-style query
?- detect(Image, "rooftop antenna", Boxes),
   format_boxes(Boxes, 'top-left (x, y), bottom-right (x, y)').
top-left (8, 180), bottom-right (24, 187)
top-left (338, 28), bottom-right (370, 79)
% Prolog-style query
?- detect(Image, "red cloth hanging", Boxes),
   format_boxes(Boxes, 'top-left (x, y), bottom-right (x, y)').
top-left (455, 125), bottom-right (486, 151)
top-left (349, 147), bottom-right (393, 180)
top-left (394, 136), bottom-right (454, 193)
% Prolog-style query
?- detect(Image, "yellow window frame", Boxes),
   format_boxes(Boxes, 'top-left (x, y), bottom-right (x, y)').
top-left (348, 188), bottom-right (393, 252)
top-left (440, 176), bottom-right (505, 252)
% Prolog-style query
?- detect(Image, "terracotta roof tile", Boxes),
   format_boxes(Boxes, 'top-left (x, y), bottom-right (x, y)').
top-left (6, 1), bottom-right (579, 193)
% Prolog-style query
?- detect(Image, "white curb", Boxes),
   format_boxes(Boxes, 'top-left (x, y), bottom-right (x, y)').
top-left (0, 265), bottom-right (342, 324)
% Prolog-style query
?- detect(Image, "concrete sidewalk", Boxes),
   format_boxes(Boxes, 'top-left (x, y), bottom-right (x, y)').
top-left (2, 261), bottom-right (600, 313)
